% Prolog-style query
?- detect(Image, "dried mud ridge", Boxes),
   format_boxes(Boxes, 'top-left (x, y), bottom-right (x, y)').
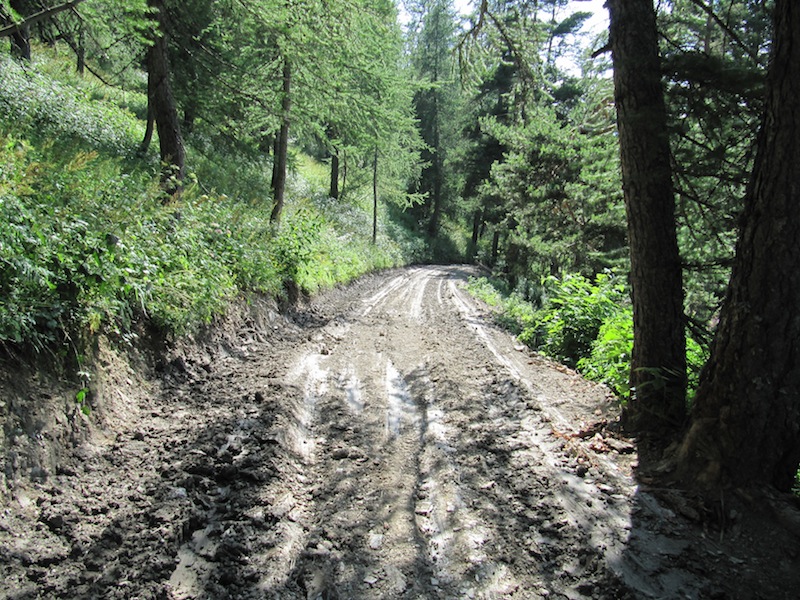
top-left (1, 266), bottom-right (799, 599)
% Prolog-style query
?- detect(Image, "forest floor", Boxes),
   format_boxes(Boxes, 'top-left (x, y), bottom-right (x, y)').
top-left (1, 265), bottom-right (799, 599)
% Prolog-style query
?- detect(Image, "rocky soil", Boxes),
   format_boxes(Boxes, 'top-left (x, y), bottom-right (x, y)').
top-left (1, 265), bottom-right (799, 599)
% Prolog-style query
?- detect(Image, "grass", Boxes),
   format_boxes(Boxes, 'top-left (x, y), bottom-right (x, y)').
top-left (0, 49), bottom-right (418, 354)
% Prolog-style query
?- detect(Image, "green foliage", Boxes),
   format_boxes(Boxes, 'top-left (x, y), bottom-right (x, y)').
top-left (657, 0), bottom-right (769, 333)
top-left (684, 332), bottom-right (709, 405)
top-left (288, 191), bottom-right (405, 294)
top-left (75, 388), bottom-right (91, 416)
top-left (0, 52), bottom-right (419, 350)
top-left (0, 131), bottom-right (235, 343)
top-left (577, 309), bottom-right (634, 398)
top-left (468, 272), bottom-right (708, 402)
top-left (480, 98), bottom-right (626, 283)
top-left (0, 54), bottom-right (145, 156)
top-left (521, 272), bottom-right (628, 368)
top-left (466, 276), bottom-right (537, 335)
top-left (406, 0), bottom-right (465, 240)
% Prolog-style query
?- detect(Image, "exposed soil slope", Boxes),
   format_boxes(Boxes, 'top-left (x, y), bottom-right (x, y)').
top-left (1, 265), bottom-right (798, 599)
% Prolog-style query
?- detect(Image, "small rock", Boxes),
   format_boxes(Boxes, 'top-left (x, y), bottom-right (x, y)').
top-left (415, 502), bottom-right (434, 516)
top-left (605, 437), bottom-right (635, 454)
top-left (331, 447), bottom-right (351, 460)
top-left (576, 582), bottom-right (594, 596)
top-left (384, 564), bottom-right (407, 593)
top-left (43, 513), bottom-right (67, 533)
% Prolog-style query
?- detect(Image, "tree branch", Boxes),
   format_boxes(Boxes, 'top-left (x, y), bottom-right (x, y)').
top-left (686, 0), bottom-right (761, 65)
top-left (0, 0), bottom-right (86, 38)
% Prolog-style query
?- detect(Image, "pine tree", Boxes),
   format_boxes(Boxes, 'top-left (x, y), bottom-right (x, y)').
top-left (676, 0), bottom-right (800, 492)
top-left (607, 0), bottom-right (687, 439)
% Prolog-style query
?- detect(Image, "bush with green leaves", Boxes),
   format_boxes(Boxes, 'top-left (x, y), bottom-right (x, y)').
top-left (576, 308), bottom-right (634, 398)
top-left (0, 133), bottom-right (240, 343)
top-left (466, 276), bottom-right (537, 335)
top-left (0, 48), bottom-right (420, 353)
top-left (469, 273), bottom-right (709, 402)
top-left (0, 54), bottom-right (145, 157)
top-left (521, 272), bottom-right (628, 368)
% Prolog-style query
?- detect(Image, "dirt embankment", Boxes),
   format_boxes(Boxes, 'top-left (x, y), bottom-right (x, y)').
top-left (1, 265), bottom-right (798, 599)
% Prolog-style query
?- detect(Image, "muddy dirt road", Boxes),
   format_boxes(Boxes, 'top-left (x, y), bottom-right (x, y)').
top-left (1, 265), bottom-right (798, 599)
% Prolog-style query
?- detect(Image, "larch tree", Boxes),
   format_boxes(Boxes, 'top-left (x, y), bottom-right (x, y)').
top-left (607, 0), bottom-right (687, 441)
top-left (144, 0), bottom-right (185, 192)
top-left (270, 58), bottom-right (291, 224)
top-left (409, 0), bottom-right (461, 238)
top-left (3, 0), bottom-right (35, 59)
top-left (675, 0), bottom-right (800, 493)
top-left (1, 0), bottom-right (90, 59)
top-left (258, 0), bottom-right (357, 224)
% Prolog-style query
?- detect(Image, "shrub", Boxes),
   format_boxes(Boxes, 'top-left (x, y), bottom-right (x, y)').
top-left (577, 308), bottom-right (634, 397)
top-left (466, 277), bottom-right (537, 335)
top-left (521, 272), bottom-right (628, 367)
top-left (469, 272), bottom-right (709, 403)
top-left (0, 52), bottom-right (421, 353)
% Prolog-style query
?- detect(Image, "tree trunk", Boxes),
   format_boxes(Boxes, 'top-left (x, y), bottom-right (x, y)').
top-left (469, 208), bottom-right (483, 261)
top-left (139, 99), bottom-right (155, 155)
top-left (372, 146), bottom-right (378, 245)
top-left (676, 0), bottom-right (800, 492)
top-left (182, 106), bottom-right (196, 135)
top-left (76, 22), bottom-right (85, 75)
top-left (427, 155), bottom-right (442, 238)
top-left (270, 60), bottom-right (291, 225)
top-left (146, 0), bottom-right (185, 194)
top-left (608, 0), bottom-right (687, 439)
top-left (490, 229), bottom-right (500, 266)
top-left (330, 150), bottom-right (340, 200)
top-left (8, 1), bottom-right (30, 59)
top-left (427, 86), bottom-right (443, 238)
top-left (341, 152), bottom-right (348, 197)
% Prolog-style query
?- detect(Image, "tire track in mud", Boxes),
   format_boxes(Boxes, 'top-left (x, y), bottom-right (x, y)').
top-left (264, 265), bottom-right (635, 599)
top-left (7, 266), bottom-right (769, 600)
top-left (444, 278), bottom-right (635, 562)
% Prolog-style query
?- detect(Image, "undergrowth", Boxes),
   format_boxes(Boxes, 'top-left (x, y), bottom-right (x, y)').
top-left (467, 273), bottom-right (708, 403)
top-left (0, 51), bottom-right (413, 353)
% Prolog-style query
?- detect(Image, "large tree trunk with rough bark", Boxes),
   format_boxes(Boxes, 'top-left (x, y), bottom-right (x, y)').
top-left (146, 0), bottom-right (185, 193)
top-left (608, 0), bottom-right (687, 440)
top-left (675, 0), bottom-right (800, 492)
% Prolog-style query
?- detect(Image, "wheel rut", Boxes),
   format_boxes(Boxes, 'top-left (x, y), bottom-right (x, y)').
top-left (3, 266), bottom-right (795, 600)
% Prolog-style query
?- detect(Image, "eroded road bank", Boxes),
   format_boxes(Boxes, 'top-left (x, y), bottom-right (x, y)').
top-left (2, 266), bottom-right (798, 599)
